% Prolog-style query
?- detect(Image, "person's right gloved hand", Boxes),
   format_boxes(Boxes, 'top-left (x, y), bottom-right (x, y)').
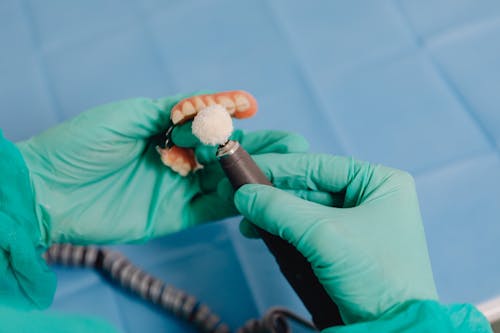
top-left (233, 154), bottom-right (492, 332)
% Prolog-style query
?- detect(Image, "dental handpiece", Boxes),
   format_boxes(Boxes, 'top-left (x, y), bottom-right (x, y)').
top-left (217, 140), bottom-right (344, 330)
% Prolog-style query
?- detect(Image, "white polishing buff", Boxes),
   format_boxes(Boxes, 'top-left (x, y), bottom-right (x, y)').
top-left (192, 104), bottom-right (234, 146)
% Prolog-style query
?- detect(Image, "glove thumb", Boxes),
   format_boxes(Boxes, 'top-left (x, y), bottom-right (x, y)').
top-left (234, 184), bottom-right (329, 248)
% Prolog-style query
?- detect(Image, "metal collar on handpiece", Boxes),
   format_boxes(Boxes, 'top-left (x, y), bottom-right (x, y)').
top-left (161, 122), bottom-right (175, 149)
top-left (216, 140), bottom-right (239, 158)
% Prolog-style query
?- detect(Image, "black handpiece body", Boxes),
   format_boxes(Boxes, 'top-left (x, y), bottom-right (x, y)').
top-left (217, 140), bottom-right (344, 330)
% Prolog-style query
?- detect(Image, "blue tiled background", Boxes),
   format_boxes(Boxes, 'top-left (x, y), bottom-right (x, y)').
top-left (1, 1), bottom-right (499, 331)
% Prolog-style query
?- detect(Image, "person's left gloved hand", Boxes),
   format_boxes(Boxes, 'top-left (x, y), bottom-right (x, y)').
top-left (16, 94), bottom-right (308, 246)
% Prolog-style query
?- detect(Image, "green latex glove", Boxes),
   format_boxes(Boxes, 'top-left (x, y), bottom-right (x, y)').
top-left (16, 95), bottom-right (309, 246)
top-left (233, 153), bottom-right (438, 323)
top-left (323, 301), bottom-right (492, 333)
top-left (234, 154), bottom-right (492, 331)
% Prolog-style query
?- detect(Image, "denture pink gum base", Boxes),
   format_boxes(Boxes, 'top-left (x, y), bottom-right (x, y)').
top-left (157, 90), bottom-right (258, 176)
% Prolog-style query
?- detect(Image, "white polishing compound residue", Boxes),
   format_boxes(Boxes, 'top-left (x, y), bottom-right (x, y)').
top-left (192, 104), bottom-right (234, 146)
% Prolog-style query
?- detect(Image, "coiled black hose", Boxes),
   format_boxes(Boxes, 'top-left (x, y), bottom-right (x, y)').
top-left (44, 244), bottom-right (318, 333)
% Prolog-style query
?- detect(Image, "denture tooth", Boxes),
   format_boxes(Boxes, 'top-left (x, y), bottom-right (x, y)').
top-left (193, 97), bottom-right (206, 111)
top-left (172, 163), bottom-right (189, 176)
top-left (193, 162), bottom-right (203, 172)
top-left (182, 101), bottom-right (196, 117)
top-left (157, 148), bottom-right (169, 165)
top-left (173, 161), bottom-right (190, 177)
top-left (171, 109), bottom-right (183, 124)
top-left (216, 96), bottom-right (236, 115)
top-left (234, 94), bottom-right (251, 112)
top-left (205, 96), bottom-right (217, 106)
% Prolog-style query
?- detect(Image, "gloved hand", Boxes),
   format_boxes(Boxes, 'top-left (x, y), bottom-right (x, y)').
top-left (233, 154), bottom-right (492, 332)
top-left (16, 94), bottom-right (308, 246)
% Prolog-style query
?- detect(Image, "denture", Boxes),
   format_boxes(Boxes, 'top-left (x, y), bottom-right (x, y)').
top-left (156, 145), bottom-right (202, 177)
top-left (158, 90), bottom-right (258, 176)
top-left (170, 91), bottom-right (257, 125)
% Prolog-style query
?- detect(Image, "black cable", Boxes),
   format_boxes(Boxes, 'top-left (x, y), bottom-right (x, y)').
top-left (44, 243), bottom-right (319, 333)
top-left (217, 141), bottom-right (344, 329)
top-left (44, 244), bottom-right (228, 333)
top-left (238, 308), bottom-right (317, 333)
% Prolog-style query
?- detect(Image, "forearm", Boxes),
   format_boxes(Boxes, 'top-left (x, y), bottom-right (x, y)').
top-left (324, 301), bottom-right (492, 333)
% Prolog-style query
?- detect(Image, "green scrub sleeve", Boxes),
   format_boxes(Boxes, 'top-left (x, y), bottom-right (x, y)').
top-left (0, 130), bottom-right (56, 309)
top-left (0, 131), bottom-right (119, 332)
top-left (323, 300), bottom-right (492, 333)
top-left (0, 305), bottom-right (119, 333)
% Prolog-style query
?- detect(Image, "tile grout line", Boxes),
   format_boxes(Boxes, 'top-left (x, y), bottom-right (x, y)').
top-left (18, 0), bottom-right (65, 122)
top-left (224, 221), bottom-right (269, 319)
top-left (412, 150), bottom-right (497, 180)
top-left (391, 0), bottom-right (499, 157)
top-left (36, 12), bottom-right (146, 60)
top-left (51, 271), bottom-right (101, 300)
top-left (425, 57), bottom-right (499, 152)
top-left (261, 0), bottom-right (355, 155)
top-left (111, 288), bottom-right (133, 333)
top-left (134, 0), bottom-right (280, 318)
top-left (425, 15), bottom-right (500, 48)
top-left (127, 0), bottom-right (184, 95)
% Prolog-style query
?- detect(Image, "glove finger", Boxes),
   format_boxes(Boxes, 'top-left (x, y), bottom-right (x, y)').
top-left (217, 178), bottom-right (234, 202)
top-left (218, 177), bottom-right (345, 208)
top-left (188, 192), bottom-right (239, 225)
top-left (251, 153), bottom-right (381, 207)
top-left (172, 128), bottom-right (240, 165)
top-left (194, 131), bottom-right (310, 190)
top-left (195, 129), bottom-right (309, 165)
top-left (197, 163), bottom-right (224, 193)
top-left (81, 94), bottom-right (193, 140)
top-left (285, 189), bottom-right (338, 206)
top-left (237, 189), bottom-right (340, 239)
top-left (171, 120), bottom-right (240, 149)
top-left (191, 184), bottom-right (336, 228)
top-left (239, 130), bottom-right (309, 155)
top-left (195, 145), bottom-right (219, 165)
top-left (172, 129), bottom-right (309, 165)
top-left (171, 122), bottom-right (199, 148)
top-left (82, 91), bottom-right (216, 141)
top-left (234, 184), bottom-right (334, 248)
top-left (221, 184), bottom-right (339, 206)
